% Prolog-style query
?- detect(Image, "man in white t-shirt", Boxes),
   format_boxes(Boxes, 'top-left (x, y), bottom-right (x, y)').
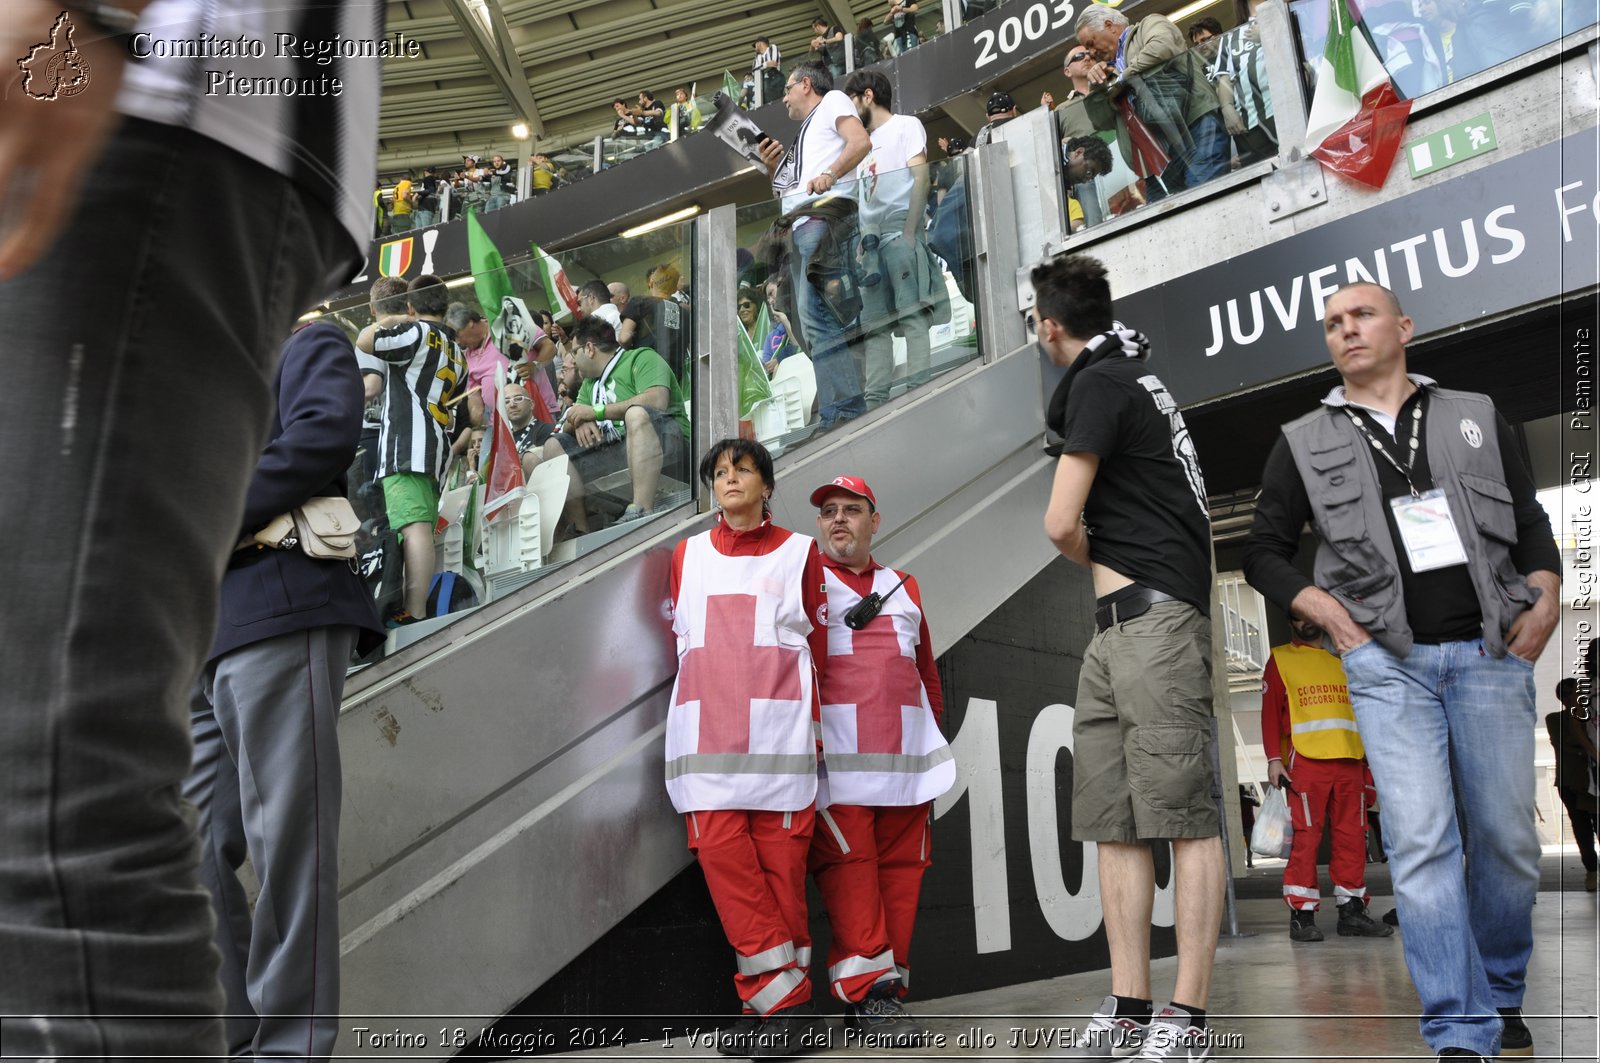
top-left (577, 279), bottom-right (624, 333)
top-left (843, 69), bottom-right (934, 409)
top-left (757, 62), bottom-right (872, 428)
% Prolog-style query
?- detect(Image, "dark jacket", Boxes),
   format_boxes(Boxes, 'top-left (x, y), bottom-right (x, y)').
top-left (211, 322), bottom-right (384, 661)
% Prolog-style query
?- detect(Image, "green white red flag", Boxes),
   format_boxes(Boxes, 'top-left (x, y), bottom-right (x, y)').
top-left (531, 242), bottom-right (579, 321)
top-left (1304, 0), bottom-right (1412, 189)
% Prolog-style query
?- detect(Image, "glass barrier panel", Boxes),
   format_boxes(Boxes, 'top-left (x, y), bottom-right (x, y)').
top-left (329, 222), bottom-right (696, 664)
top-left (1054, 36), bottom-right (1266, 229)
top-left (728, 153), bottom-right (981, 459)
top-left (1289, 0), bottom-right (1593, 102)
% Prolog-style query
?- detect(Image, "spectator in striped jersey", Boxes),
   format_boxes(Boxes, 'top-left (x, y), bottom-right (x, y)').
top-left (356, 275), bottom-right (466, 625)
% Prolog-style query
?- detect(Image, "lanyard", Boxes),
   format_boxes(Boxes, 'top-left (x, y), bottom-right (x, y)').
top-left (1344, 399), bottom-right (1424, 497)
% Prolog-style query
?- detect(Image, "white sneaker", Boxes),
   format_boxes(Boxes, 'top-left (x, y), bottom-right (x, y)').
top-left (1134, 1006), bottom-right (1215, 1061)
top-left (1054, 996), bottom-right (1147, 1059)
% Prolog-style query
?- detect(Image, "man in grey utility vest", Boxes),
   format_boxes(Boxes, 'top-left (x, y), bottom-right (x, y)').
top-left (1243, 282), bottom-right (1559, 1063)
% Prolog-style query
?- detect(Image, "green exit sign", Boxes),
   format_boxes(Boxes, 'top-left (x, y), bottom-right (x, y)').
top-left (1406, 113), bottom-right (1497, 177)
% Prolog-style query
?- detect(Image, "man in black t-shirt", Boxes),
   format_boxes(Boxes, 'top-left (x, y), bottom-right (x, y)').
top-left (1038, 255), bottom-right (1225, 1061)
top-left (1242, 282), bottom-right (1558, 1062)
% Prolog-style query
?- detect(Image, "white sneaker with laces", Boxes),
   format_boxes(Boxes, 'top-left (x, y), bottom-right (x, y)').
top-left (1054, 995), bottom-right (1147, 1059)
top-left (1134, 1007), bottom-right (1215, 1061)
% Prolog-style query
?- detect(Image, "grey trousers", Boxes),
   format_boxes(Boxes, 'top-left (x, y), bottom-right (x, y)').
top-left (0, 119), bottom-right (349, 1058)
top-left (859, 225), bottom-right (933, 409)
top-left (187, 626), bottom-right (356, 1063)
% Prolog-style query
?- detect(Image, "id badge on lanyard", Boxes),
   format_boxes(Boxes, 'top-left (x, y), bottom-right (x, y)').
top-left (1389, 489), bottom-right (1468, 571)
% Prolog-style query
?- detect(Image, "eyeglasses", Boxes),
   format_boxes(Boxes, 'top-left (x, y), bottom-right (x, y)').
top-left (1067, 52), bottom-right (1090, 64)
top-left (738, 302), bottom-right (757, 310)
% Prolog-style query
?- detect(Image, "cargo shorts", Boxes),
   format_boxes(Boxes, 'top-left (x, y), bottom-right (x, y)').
top-left (1070, 599), bottom-right (1220, 842)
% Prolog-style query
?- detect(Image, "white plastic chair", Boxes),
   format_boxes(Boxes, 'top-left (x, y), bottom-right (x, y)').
top-left (771, 354), bottom-right (816, 425)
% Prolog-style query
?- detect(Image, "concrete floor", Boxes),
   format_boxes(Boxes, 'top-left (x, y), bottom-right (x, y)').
top-left (555, 857), bottom-right (1598, 1062)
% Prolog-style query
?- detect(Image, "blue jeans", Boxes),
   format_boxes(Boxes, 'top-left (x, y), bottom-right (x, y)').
top-left (1149, 111), bottom-right (1231, 202)
top-left (1340, 638), bottom-right (1541, 1056)
top-left (790, 218), bottom-right (865, 427)
top-left (0, 119), bottom-right (350, 1057)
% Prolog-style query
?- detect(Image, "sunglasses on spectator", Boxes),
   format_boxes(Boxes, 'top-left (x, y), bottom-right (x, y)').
top-left (1066, 52), bottom-right (1090, 65)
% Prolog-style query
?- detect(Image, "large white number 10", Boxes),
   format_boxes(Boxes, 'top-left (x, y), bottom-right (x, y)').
top-left (934, 697), bottom-right (1175, 955)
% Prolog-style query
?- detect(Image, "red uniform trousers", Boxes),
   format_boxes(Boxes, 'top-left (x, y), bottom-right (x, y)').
top-left (807, 803), bottom-right (932, 1003)
top-left (1282, 754), bottom-right (1369, 910)
top-left (687, 808), bottom-right (815, 1015)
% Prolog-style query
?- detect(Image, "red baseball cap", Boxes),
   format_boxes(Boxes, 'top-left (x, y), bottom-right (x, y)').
top-left (810, 475), bottom-right (877, 508)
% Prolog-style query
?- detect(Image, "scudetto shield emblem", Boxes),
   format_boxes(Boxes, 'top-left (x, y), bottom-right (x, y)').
top-left (378, 237), bottom-right (414, 278)
top-left (1460, 418), bottom-right (1483, 448)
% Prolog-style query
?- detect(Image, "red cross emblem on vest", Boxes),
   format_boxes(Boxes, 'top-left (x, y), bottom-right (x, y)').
top-left (676, 593), bottom-right (802, 754)
top-left (826, 623), bottom-right (923, 754)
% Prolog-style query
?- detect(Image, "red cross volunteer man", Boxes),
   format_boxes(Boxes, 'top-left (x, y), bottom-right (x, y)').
top-left (808, 475), bottom-right (955, 1046)
top-left (667, 439), bottom-right (830, 1059)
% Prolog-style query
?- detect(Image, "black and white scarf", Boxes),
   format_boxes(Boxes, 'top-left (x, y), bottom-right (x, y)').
top-left (1044, 322), bottom-right (1150, 438)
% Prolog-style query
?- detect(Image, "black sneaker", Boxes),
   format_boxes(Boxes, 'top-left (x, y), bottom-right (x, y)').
top-left (1382, 907), bottom-right (1399, 927)
top-left (844, 983), bottom-right (927, 1047)
top-left (1289, 910), bottom-right (1324, 942)
top-left (748, 1001), bottom-right (828, 1059)
top-left (1497, 1006), bottom-right (1533, 1057)
top-left (1436, 1050), bottom-right (1485, 1060)
top-left (1337, 898), bottom-right (1395, 937)
top-left (717, 1014), bottom-right (761, 1056)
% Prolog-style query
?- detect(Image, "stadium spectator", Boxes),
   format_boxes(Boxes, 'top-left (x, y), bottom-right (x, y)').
top-left (356, 275), bottom-right (465, 625)
top-left (446, 303), bottom-right (556, 427)
top-left (738, 287), bottom-right (762, 334)
top-left (672, 87), bottom-right (703, 134)
top-left (390, 173), bottom-right (415, 231)
top-left (531, 153), bottom-right (564, 195)
top-left (414, 165), bottom-right (442, 227)
top-left (844, 68), bottom-right (936, 406)
top-left (486, 154), bottom-right (516, 211)
top-left (855, 18), bottom-right (883, 67)
top-left (578, 279), bottom-right (624, 331)
top-left (1187, 16), bottom-right (1224, 56)
top-left (649, 262), bottom-right (691, 307)
top-left (811, 17), bottom-right (848, 77)
top-left (1062, 135), bottom-right (1115, 231)
top-left (1076, 4), bottom-right (1229, 201)
top-left (756, 61), bottom-right (871, 428)
top-left (762, 278), bottom-right (801, 374)
top-left (885, 0), bottom-right (921, 54)
top-left (636, 90), bottom-right (668, 144)
top-left (971, 90), bottom-right (1017, 147)
top-left (613, 98), bottom-right (648, 138)
top-left (534, 316), bottom-right (690, 530)
top-left (185, 322), bottom-right (383, 1062)
top-left (753, 37), bottom-right (784, 106)
top-left (501, 381), bottom-right (556, 474)
top-left (1208, 0), bottom-right (1278, 166)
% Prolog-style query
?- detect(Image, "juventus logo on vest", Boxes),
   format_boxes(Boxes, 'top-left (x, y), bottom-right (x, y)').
top-left (1460, 418), bottom-right (1483, 448)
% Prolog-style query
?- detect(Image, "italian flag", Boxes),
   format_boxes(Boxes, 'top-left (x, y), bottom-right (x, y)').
top-left (480, 363), bottom-right (526, 523)
top-left (531, 242), bottom-right (579, 321)
top-left (1304, 0), bottom-right (1412, 189)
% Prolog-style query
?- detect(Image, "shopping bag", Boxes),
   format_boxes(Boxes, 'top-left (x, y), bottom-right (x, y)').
top-left (1250, 786), bottom-right (1293, 859)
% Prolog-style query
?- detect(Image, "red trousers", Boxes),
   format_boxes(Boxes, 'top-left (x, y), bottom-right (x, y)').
top-left (807, 803), bottom-right (931, 1002)
top-left (687, 808), bottom-right (815, 1015)
top-left (1282, 755), bottom-right (1369, 910)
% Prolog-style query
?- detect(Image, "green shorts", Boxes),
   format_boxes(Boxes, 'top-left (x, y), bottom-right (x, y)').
top-left (380, 472), bottom-right (439, 535)
top-left (1070, 599), bottom-right (1220, 843)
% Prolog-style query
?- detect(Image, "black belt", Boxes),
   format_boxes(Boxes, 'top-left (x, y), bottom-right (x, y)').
top-left (1095, 587), bottom-right (1181, 632)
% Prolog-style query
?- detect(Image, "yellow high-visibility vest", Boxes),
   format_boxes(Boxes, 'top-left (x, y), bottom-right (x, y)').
top-left (1270, 643), bottom-right (1365, 761)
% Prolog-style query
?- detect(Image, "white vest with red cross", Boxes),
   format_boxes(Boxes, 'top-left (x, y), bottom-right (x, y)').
top-left (665, 530), bottom-right (819, 813)
top-left (818, 566), bottom-right (956, 807)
